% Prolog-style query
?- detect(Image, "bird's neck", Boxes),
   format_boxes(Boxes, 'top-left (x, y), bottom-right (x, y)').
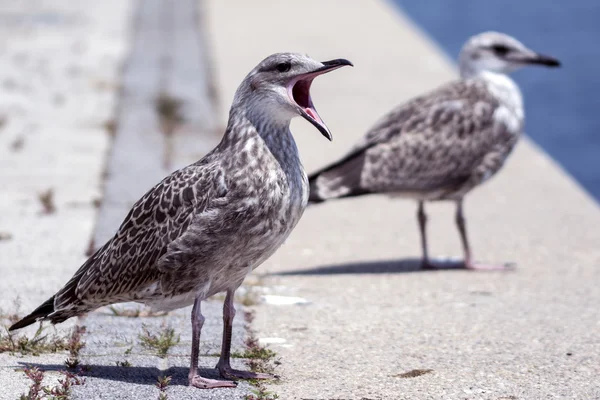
top-left (220, 107), bottom-right (303, 179)
top-left (470, 70), bottom-right (524, 121)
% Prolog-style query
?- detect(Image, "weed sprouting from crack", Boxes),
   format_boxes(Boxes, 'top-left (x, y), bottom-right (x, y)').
top-left (103, 119), bottom-right (117, 138)
top-left (155, 375), bottom-right (171, 400)
top-left (155, 91), bottom-right (184, 170)
top-left (231, 335), bottom-right (276, 362)
top-left (0, 322), bottom-right (85, 361)
top-left (392, 369), bottom-right (434, 378)
top-left (38, 188), bottom-right (56, 215)
top-left (237, 311), bottom-right (280, 398)
top-left (64, 325), bottom-right (86, 370)
top-left (0, 231), bottom-right (13, 241)
top-left (11, 135), bottom-right (25, 151)
top-left (116, 360), bottom-right (131, 368)
top-left (244, 387), bottom-right (279, 400)
top-left (20, 366), bottom-right (44, 400)
top-left (19, 366), bottom-right (85, 400)
top-left (139, 323), bottom-right (180, 358)
top-left (84, 238), bottom-right (96, 257)
top-left (155, 92), bottom-right (184, 136)
top-left (1, 325), bottom-right (66, 356)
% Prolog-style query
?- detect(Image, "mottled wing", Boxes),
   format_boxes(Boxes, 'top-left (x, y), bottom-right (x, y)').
top-left (310, 79), bottom-right (519, 200)
top-left (54, 162), bottom-right (222, 311)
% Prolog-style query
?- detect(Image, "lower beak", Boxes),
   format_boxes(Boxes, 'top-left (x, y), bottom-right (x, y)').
top-left (288, 59), bottom-right (353, 141)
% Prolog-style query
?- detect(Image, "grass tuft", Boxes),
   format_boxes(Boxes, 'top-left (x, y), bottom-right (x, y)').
top-left (0, 324), bottom-right (85, 360)
top-left (239, 310), bottom-right (279, 397)
top-left (116, 360), bottom-right (131, 368)
top-left (1, 325), bottom-right (68, 356)
top-left (138, 324), bottom-right (180, 358)
top-left (19, 366), bottom-right (84, 400)
top-left (392, 369), bottom-right (434, 378)
top-left (38, 189), bottom-right (56, 215)
top-left (155, 375), bottom-right (171, 400)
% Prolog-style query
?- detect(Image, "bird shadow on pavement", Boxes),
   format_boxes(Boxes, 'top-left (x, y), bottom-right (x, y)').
top-left (270, 258), bottom-right (470, 276)
top-left (16, 362), bottom-right (219, 386)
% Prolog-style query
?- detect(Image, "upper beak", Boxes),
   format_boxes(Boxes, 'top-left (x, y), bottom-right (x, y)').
top-left (315, 58), bottom-right (354, 73)
top-left (510, 51), bottom-right (561, 67)
top-left (289, 58), bottom-right (353, 141)
top-left (528, 53), bottom-right (561, 67)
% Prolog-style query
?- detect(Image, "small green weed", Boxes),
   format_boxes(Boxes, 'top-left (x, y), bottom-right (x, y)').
top-left (19, 366), bottom-right (84, 400)
top-left (0, 325), bottom-right (69, 356)
top-left (155, 375), bottom-right (171, 400)
top-left (138, 324), bottom-right (180, 358)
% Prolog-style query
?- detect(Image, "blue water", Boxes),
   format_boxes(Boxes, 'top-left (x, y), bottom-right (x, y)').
top-left (391, 0), bottom-right (600, 200)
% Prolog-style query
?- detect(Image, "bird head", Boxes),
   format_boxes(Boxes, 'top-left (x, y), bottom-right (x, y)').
top-left (236, 53), bottom-right (353, 141)
top-left (459, 31), bottom-right (560, 77)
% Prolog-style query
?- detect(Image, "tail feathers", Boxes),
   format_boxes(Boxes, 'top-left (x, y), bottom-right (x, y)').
top-left (308, 150), bottom-right (370, 204)
top-left (9, 296), bottom-right (55, 331)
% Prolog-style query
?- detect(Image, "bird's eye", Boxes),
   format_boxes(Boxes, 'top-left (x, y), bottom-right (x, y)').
top-left (276, 62), bottom-right (291, 73)
top-left (491, 45), bottom-right (510, 56)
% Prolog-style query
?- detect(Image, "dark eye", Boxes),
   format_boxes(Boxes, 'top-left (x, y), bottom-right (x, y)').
top-left (491, 44), bottom-right (510, 56)
top-left (276, 62), bottom-right (291, 73)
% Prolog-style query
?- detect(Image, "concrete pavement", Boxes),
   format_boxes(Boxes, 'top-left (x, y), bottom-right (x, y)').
top-left (205, 0), bottom-right (600, 399)
top-left (1, 0), bottom-right (599, 399)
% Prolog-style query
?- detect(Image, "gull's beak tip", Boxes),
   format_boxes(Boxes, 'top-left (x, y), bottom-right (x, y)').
top-left (320, 58), bottom-right (354, 69)
top-left (532, 53), bottom-right (561, 68)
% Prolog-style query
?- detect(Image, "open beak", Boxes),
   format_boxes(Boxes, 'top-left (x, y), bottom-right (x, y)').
top-left (509, 51), bottom-right (561, 68)
top-left (287, 58), bottom-right (353, 141)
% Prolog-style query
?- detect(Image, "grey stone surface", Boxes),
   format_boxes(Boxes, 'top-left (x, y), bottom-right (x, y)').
top-left (0, 0), bottom-right (134, 398)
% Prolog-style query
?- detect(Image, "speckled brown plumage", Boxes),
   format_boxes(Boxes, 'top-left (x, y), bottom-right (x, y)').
top-left (309, 32), bottom-right (559, 270)
top-left (310, 79), bottom-right (518, 202)
top-left (11, 52), bottom-right (352, 389)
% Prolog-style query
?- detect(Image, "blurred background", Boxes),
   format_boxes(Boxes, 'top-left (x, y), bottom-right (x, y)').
top-left (394, 0), bottom-right (600, 200)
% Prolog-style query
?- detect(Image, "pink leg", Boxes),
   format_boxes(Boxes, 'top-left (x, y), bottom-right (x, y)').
top-left (216, 289), bottom-right (275, 380)
top-left (189, 296), bottom-right (237, 389)
top-left (455, 199), bottom-right (512, 271)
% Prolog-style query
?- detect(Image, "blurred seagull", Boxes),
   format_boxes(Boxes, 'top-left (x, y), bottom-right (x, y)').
top-left (308, 32), bottom-right (559, 270)
top-left (10, 53), bottom-right (352, 389)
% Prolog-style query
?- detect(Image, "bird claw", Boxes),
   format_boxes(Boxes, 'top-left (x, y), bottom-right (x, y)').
top-left (189, 374), bottom-right (237, 389)
top-left (219, 366), bottom-right (277, 381)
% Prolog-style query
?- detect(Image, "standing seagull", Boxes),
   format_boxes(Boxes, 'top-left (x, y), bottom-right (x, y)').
top-left (10, 53), bottom-right (352, 389)
top-left (309, 32), bottom-right (559, 270)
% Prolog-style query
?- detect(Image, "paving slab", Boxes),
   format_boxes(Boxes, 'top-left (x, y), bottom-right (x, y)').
top-left (0, 0), bottom-right (133, 398)
top-left (204, 1), bottom-right (600, 399)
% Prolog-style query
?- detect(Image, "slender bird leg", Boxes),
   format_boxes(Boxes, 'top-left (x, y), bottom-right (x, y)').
top-left (455, 199), bottom-right (509, 271)
top-left (216, 289), bottom-right (275, 380)
top-left (417, 201), bottom-right (436, 269)
top-left (189, 296), bottom-right (237, 389)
